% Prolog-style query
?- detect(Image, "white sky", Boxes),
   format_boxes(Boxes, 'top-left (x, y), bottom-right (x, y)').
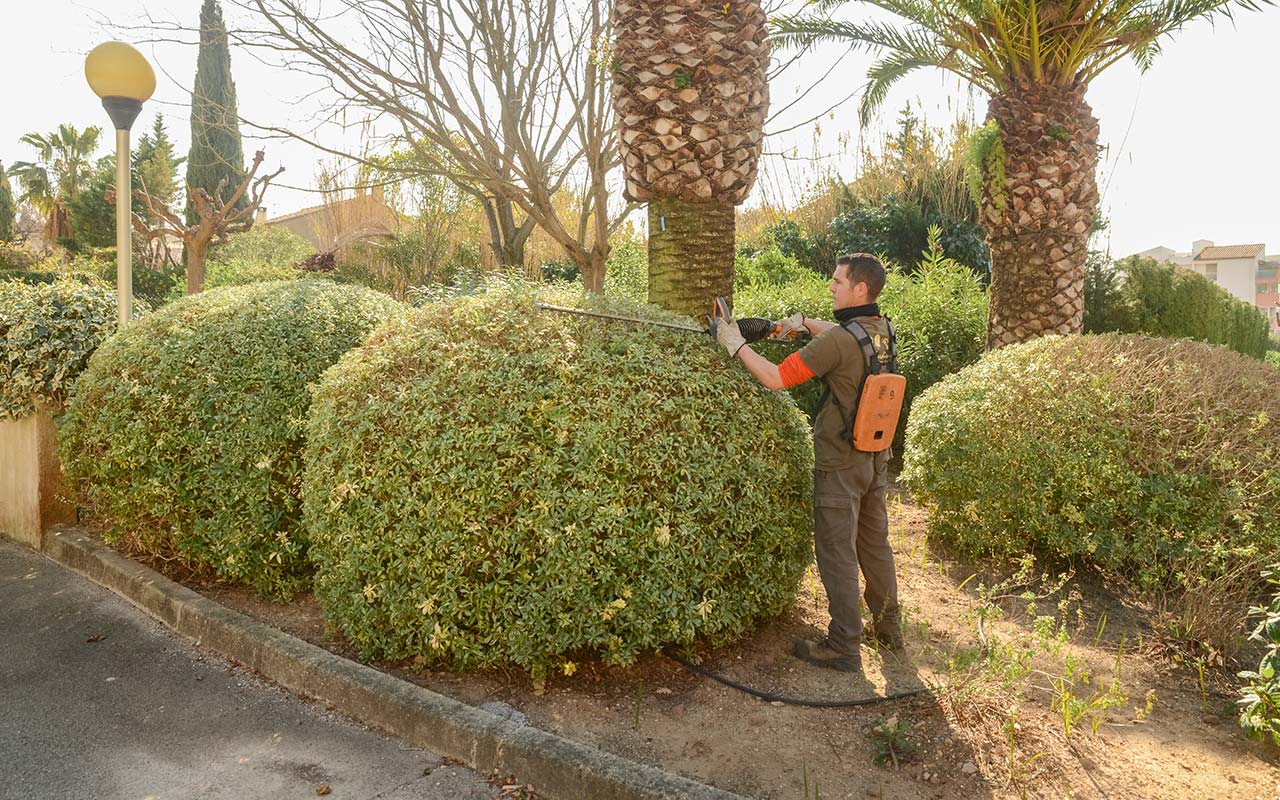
top-left (3, 0), bottom-right (1277, 259)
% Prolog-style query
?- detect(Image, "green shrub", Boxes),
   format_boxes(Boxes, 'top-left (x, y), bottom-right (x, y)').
top-left (0, 270), bottom-right (66, 285)
top-left (1267, 351), bottom-right (1280, 369)
top-left (1238, 564), bottom-right (1280, 747)
top-left (603, 235), bottom-right (647, 303)
top-left (65, 246), bottom-right (183, 308)
top-left (60, 280), bottom-right (400, 598)
top-left (204, 226), bottom-right (315, 290)
top-left (0, 278), bottom-right (145, 419)
top-left (903, 334), bottom-right (1280, 604)
top-left (1099, 256), bottom-right (1271, 359)
top-left (302, 284), bottom-right (814, 676)
top-left (0, 242), bottom-right (39, 271)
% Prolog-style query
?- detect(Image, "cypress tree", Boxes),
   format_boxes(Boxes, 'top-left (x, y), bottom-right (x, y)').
top-left (0, 163), bottom-right (14, 242)
top-left (186, 0), bottom-right (245, 224)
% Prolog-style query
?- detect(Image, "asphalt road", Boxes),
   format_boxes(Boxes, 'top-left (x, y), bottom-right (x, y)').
top-left (0, 540), bottom-right (505, 800)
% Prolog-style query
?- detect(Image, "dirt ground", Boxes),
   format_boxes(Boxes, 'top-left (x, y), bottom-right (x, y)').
top-left (140, 486), bottom-right (1279, 800)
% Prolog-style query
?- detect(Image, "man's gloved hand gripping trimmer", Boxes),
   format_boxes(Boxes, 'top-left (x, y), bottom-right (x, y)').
top-left (533, 297), bottom-right (807, 345)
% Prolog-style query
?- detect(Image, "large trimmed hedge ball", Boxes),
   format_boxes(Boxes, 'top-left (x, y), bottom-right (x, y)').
top-left (303, 287), bottom-right (814, 676)
top-left (903, 334), bottom-right (1280, 591)
top-left (60, 280), bottom-right (401, 598)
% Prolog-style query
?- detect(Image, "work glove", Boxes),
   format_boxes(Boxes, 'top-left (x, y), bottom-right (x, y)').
top-left (773, 312), bottom-right (806, 339)
top-left (715, 318), bottom-right (747, 358)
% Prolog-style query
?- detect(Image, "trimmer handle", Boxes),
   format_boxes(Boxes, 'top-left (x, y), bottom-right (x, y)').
top-left (708, 296), bottom-right (806, 345)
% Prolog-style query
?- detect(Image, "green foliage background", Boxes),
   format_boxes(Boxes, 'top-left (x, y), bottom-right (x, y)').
top-left (302, 284), bottom-right (814, 676)
top-left (204, 225), bottom-right (315, 290)
top-left (59, 280), bottom-right (400, 598)
top-left (1085, 255), bottom-right (1270, 358)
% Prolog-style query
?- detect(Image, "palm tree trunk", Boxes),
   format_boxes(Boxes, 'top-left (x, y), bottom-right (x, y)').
top-left (982, 81), bottom-right (1099, 349)
top-left (647, 198), bottom-right (734, 319)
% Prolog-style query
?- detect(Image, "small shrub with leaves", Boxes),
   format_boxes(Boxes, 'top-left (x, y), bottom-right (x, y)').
top-left (1266, 350), bottom-right (1280, 369)
top-left (1238, 564), bottom-right (1280, 748)
top-left (203, 225), bottom-right (315, 291)
top-left (0, 278), bottom-right (146, 419)
top-left (303, 284), bottom-right (814, 676)
top-left (59, 280), bottom-right (400, 598)
top-left (603, 235), bottom-right (648, 303)
top-left (0, 242), bottom-right (40, 271)
top-left (904, 334), bottom-right (1280, 650)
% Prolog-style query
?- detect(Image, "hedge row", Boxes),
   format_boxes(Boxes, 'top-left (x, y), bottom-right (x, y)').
top-left (1088, 255), bottom-right (1271, 358)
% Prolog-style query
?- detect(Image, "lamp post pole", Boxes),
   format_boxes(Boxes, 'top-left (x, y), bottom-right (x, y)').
top-left (114, 126), bottom-right (132, 325)
top-left (85, 42), bottom-right (155, 327)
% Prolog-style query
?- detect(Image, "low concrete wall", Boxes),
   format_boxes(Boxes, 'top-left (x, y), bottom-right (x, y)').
top-left (0, 409), bottom-right (74, 549)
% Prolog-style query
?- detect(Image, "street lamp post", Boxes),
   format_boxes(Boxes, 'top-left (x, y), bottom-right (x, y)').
top-left (84, 42), bottom-right (156, 327)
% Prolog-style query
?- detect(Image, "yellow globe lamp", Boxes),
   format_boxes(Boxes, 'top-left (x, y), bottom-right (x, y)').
top-left (85, 41), bottom-right (156, 131)
top-left (85, 41), bottom-right (156, 326)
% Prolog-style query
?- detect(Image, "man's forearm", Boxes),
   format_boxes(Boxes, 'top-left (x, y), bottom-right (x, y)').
top-left (804, 318), bottom-right (835, 334)
top-left (736, 345), bottom-right (784, 390)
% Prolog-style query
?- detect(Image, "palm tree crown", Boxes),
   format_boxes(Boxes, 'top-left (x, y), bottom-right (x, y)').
top-left (774, 0), bottom-right (1272, 124)
top-left (10, 124), bottom-right (103, 212)
top-left (9, 124), bottom-right (102, 243)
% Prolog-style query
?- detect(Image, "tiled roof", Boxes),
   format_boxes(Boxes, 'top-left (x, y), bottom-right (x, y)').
top-left (1195, 244), bottom-right (1264, 260)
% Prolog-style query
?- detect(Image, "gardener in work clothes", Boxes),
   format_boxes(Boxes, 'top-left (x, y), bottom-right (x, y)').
top-left (716, 253), bottom-right (903, 674)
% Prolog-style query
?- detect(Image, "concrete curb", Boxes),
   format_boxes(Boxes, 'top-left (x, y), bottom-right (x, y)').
top-left (39, 527), bottom-right (748, 800)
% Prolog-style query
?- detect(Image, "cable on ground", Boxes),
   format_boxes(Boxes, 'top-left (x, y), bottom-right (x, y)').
top-left (664, 650), bottom-right (931, 708)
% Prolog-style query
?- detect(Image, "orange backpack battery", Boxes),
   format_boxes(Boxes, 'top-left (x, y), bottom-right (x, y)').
top-left (820, 318), bottom-right (905, 453)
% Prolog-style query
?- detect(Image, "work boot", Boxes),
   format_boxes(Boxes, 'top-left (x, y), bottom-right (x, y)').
top-left (863, 621), bottom-right (905, 652)
top-left (791, 638), bottom-right (862, 673)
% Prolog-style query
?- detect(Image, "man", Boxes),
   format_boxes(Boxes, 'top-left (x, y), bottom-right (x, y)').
top-left (716, 253), bottom-right (903, 673)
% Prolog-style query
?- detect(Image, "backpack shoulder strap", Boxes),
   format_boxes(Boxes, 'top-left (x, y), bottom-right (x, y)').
top-left (884, 317), bottom-right (900, 374)
top-left (838, 319), bottom-right (882, 375)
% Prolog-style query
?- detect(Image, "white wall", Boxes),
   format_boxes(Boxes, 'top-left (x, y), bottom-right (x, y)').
top-left (1206, 257), bottom-right (1258, 304)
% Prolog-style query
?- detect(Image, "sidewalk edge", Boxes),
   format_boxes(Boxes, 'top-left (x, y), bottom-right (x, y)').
top-left (41, 527), bottom-right (748, 800)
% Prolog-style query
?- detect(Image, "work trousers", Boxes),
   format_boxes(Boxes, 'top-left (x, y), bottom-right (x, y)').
top-left (812, 454), bottom-right (899, 656)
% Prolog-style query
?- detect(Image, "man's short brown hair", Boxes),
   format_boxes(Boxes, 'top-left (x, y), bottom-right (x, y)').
top-left (835, 253), bottom-right (886, 301)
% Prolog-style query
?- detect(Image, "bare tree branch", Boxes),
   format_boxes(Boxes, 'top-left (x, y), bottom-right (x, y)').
top-left (133, 149), bottom-right (283, 293)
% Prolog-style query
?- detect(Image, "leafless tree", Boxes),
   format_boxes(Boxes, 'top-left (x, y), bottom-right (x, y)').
top-left (132, 149), bottom-right (283, 293)
top-left (221, 0), bottom-right (633, 291)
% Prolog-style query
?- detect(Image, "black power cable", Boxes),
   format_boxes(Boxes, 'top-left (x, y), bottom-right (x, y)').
top-left (664, 650), bottom-right (931, 709)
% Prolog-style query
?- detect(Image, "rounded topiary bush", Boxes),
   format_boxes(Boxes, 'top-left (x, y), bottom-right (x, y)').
top-left (903, 334), bottom-right (1280, 592)
top-left (303, 285), bottom-right (814, 676)
top-left (0, 277), bottom-right (145, 419)
top-left (60, 279), bottom-right (401, 598)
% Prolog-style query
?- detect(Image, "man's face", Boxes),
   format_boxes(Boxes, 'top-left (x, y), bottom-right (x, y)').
top-left (829, 264), bottom-right (867, 310)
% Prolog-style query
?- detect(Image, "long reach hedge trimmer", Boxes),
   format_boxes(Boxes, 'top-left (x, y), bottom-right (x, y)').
top-left (532, 297), bottom-right (807, 345)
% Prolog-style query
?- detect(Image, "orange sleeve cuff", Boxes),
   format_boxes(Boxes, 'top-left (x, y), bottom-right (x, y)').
top-left (778, 352), bottom-right (816, 388)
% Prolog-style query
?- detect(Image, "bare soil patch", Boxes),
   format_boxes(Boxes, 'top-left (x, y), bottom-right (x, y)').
top-left (114, 487), bottom-right (1280, 799)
